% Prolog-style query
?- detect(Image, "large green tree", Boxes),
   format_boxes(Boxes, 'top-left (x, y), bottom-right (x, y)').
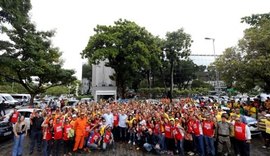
top-left (81, 19), bottom-right (161, 98)
top-left (163, 29), bottom-right (192, 101)
top-left (214, 13), bottom-right (270, 93)
top-left (0, 0), bottom-right (76, 104)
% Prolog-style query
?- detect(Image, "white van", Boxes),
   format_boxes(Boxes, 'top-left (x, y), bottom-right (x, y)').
top-left (10, 94), bottom-right (31, 105)
top-left (0, 93), bottom-right (19, 107)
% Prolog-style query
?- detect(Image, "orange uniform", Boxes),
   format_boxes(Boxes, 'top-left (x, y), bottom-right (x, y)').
top-left (73, 117), bottom-right (87, 151)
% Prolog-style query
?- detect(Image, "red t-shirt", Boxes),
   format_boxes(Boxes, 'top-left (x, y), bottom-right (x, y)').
top-left (63, 124), bottom-right (72, 140)
top-left (10, 112), bottom-right (19, 124)
top-left (45, 126), bottom-right (53, 141)
top-left (103, 131), bottom-right (112, 143)
top-left (172, 126), bottom-right (183, 140)
top-left (154, 123), bottom-right (160, 135)
top-left (89, 132), bottom-right (100, 144)
top-left (113, 114), bottom-right (119, 127)
top-left (164, 123), bottom-right (172, 138)
top-left (202, 121), bottom-right (215, 137)
top-left (85, 124), bottom-right (91, 137)
top-left (54, 123), bottom-right (63, 140)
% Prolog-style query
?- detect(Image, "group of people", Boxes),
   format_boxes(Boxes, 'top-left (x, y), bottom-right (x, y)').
top-left (9, 97), bottom-right (270, 156)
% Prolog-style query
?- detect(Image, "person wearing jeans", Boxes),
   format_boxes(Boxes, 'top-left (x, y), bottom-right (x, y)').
top-left (202, 115), bottom-right (215, 156)
top-left (41, 117), bottom-right (54, 156)
top-left (118, 110), bottom-right (127, 142)
top-left (30, 111), bottom-right (44, 155)
top-left (12, 116), bottom-right (27, 156)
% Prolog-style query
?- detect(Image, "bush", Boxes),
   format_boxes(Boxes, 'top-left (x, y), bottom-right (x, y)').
top-left (137, 87), bottom-right (210, 98)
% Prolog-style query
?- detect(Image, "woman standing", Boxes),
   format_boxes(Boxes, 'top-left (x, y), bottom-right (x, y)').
top-left (12, 116), bottom-right (27, 156)
top-left (42, 118), bottom-right (54, 156)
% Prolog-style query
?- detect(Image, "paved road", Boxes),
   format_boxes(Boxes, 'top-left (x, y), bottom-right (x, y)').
top-left (0, 134), bottom-right (269, 156)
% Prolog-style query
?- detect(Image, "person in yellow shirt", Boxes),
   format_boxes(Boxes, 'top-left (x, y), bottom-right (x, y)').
top-left (249, 104), bottom-right (257, 119)
top-left (264, 115), bottom-right (270, 148)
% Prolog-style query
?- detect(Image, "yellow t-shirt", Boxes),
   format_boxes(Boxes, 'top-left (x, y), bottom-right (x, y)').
top-left (249, 107), bottom-right (256, 115)
top-left (266, 120), bottom-right (270, 134)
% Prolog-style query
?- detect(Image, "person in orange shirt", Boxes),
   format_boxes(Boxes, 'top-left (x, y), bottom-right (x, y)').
top-left (70, 114), bottom-right (77, 128)
top-left (73, 112), bottom-right (87, 153)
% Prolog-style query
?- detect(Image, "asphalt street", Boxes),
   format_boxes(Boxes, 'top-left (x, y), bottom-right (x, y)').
top-left (0, 134), bottom-right (269, 156)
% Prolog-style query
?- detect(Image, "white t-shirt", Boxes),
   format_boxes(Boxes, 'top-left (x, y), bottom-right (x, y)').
top-left (118, 114), bottom-right (127, 128)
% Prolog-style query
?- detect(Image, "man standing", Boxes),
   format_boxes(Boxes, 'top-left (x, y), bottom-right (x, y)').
top-left (118, 109), bottom-right (127, 142)
top-left (30, 111), bottom-right (44, 155)
top-left (103, 109), bottom-right (114, 127)
top-left (73, 112), bottom-right (87, 153)
top-left (202, 115), bottom-right (215, 156)
top-left (217, 114), bottom-right (232, 156)
top-left (234, 116), bottom-right (251, 156)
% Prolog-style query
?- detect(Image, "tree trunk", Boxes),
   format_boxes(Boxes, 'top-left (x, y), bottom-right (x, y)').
top-left (170, 60), bottom-right (174, 103)
top-left (30, 93), bottom-right (36, 106)
top-left (147, 71), bottom-right (150, 88)
top-left (120, 81), bottom-right (125, 99)
top-left (159, 67), bottom-right (167, 95)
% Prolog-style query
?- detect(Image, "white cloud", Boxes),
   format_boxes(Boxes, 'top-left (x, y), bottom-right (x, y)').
top-left (30, 0), bottom-right (270, 79)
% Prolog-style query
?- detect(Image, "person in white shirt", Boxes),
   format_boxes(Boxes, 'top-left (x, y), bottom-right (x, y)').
top-left (118, 109), bottom-right (127, 142)
top-left (102, 109), bottom-right (114, 127)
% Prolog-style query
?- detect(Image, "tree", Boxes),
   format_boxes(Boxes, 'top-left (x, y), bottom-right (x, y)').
top-left (0, 0), bottom-right (76, 104)
top-left (191, 80), bottom-right (214, 90)
top-left (174, 59), bottom-right (198, 89)
top-left (81, 19), bottom-right (161, 98)
top-left (82, 63), bottom-right (92, 80)
top-left (214, 13), bottom-right (270, 93)
top-left (163, 29), bottom-right (192, 101)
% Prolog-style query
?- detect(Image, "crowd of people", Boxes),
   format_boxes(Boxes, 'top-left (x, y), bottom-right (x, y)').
top-left (9, 97), bottom-right (270, 156)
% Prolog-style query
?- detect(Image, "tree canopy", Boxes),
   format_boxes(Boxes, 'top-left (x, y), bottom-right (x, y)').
top-left (81, 19), bottom-right (161, 98)
top-left (0, 0), bottom-right (76, 104)
top-left (215, 13), bottom-right (270, 93)
top-left (162, 28), bottom-right (192, 100)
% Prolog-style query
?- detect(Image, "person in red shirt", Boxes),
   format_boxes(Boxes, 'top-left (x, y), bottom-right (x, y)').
top-left (87, 126), bottom-right (101, 150)
top-left (41, 118), bottom-right (54, 156)
top-left (172, 121), bottom-right (185, 156)
top-left (102, 126), bottom-right (114, 151)
top-left (112, 110), bottom-right (119, 141)
top-left (164, 118), bottom-right (173, 154)
top-left (10, 108), bottom-right (20, 124)
top-left (63, 118), bottom-right (73, 156)
top-left (202, 115), bottom-right (215, 156)
top-left (234, 116), bottom-right (251, 156)
top-left (191, 115), bottom-right (205, 156)
top-left (53, 117), bottom-right (63, 156)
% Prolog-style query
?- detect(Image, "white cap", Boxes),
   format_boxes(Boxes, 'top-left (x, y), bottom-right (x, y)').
top-left (72, 114), bottom-right (77, 118)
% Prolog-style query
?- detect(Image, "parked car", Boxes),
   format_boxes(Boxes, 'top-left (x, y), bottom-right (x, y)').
top-left (10, 94), bottom-right (31, 105)
top-left (0, 118), bottom-right (13, 140)
top-left (66, 100), bottom-right (79, 107)
top-left (4, 108), bottom-right (41, 131)
top-left (0, 96), bottom-right (9, 107)
top-left (80, 98), bottom-right (93, 104)
top-left (242, 115), bottom-right (261, 135)
top-left (0, 93), bottom-right (20, 107)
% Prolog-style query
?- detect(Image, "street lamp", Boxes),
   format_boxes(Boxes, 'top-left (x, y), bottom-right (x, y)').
top-left (205, 37), bottom-right (220, 95)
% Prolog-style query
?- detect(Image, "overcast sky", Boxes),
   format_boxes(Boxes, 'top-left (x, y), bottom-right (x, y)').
top-left (30, 0), bottom-right (270, 79)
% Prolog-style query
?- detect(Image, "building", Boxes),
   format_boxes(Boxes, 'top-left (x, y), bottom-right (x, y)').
top-left (91, 60), bottom-right (117, 102)
top-left (81, 78), bottom-right (90, 95)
